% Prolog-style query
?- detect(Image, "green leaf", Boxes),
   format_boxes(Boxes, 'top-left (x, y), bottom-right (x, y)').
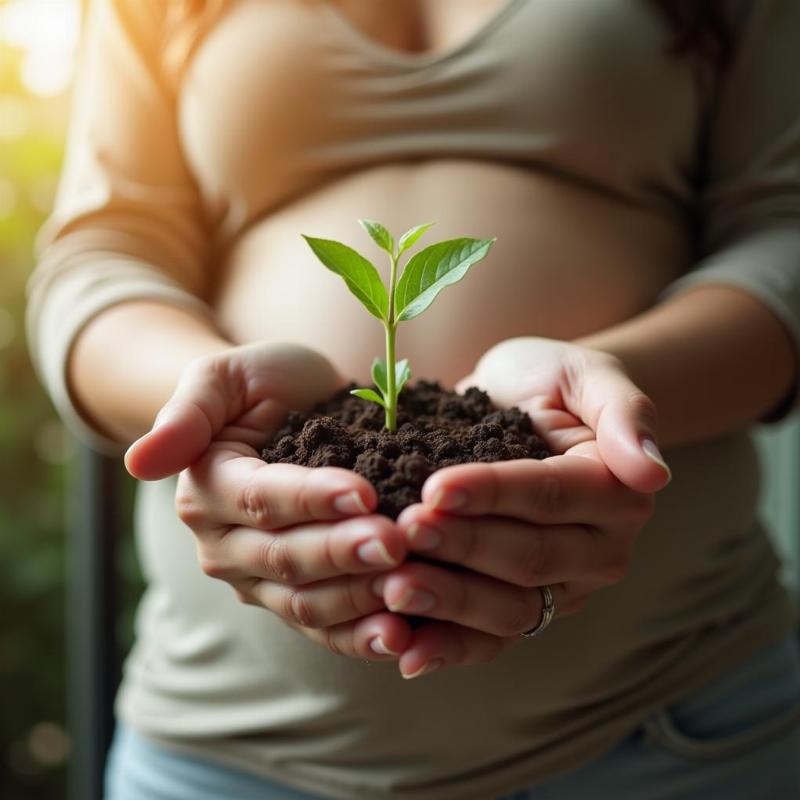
top-left (394, 237), bottom-right (495, 322)
top-left (395, 359), bottom-right (411, 394)
top-left (359, 219), bottom-right (394, 255)
top-left (371, 357), bottom-right (388, 396)
top-left (397, 222), bottom-right (435, 255)
top-left (350, 388), bottom-right (386, 407)
top-left (302, 236), bottom-right (389, 321)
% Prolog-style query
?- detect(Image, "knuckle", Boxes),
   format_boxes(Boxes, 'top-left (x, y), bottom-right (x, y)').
top-left (451, 516), bottom-right (482, 564)
top-left (175, 487), bottom-right (205, 530)
top-left (282, 589), bottom-right (316, 628)
top-left (603, 553), bottom-right (632, 585)
top-left (516, 533), bottom-right (549, 587)
top-left (628, 390), bottom-right (658, 430)
top-left (500, 593), bottom-right (536, 637)
top-left (531, 469), bottom-right (561, 518)
top-left (184, 353), bottom-right (216, 379)
top-left (343, 576), bottom-right (366, 617)
top-left (321, 627), bottom-right (344, 657)
top-left (233, 588), bottom-right (256, 606)
top-left (259, 536), bottom-right (298, 583)
top-left (198, 558), bottom-right (227, 580)
top-left (322, 528), bottom-right (340, 574)
top-left (239, 474), bottom-right (274, 529)
top-left (296, 470), bottom-right (320, 520)
top-left (449, 576), bottom-right (469, 621)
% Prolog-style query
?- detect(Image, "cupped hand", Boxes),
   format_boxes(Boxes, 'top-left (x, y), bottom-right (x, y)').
top-left (374, 337), bottom-right (671, 678)
top-left (125, 342), bottom-right (414, 662)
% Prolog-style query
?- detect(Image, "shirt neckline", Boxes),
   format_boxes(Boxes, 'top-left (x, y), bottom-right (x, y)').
top-left (320, 0), bottom-right (526, 70)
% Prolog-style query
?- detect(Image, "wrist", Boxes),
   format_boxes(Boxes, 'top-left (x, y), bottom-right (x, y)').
top-left (69, 300), bottom-right (232, 444)
top-left (574, 286), bottom-right (797, 447)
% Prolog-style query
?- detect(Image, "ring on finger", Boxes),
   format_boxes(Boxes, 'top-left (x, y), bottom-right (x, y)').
top-left (521, 585), bottom-right (556, 638)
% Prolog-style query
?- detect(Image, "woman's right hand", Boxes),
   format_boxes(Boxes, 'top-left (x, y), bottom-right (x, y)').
top-left (125, 342), bottom-right (414, 660)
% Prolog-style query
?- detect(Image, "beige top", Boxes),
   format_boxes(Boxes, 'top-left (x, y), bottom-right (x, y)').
top-left (27, 0), bottom-right (800, 797)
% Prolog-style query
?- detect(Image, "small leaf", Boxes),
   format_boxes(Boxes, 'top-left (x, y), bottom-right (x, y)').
top-left (371, 357), bottom-right (388, 396)
top-left (395, 237), bottom-right (495, 322)
top-left (359, 219), bottom-right (394, 255)
top-left (395, 359), bottom-right (411, 394)
top-left (302, 236), bottom-right (389, 321)
top-left (350, 388), bottom-right (386, 407)
top-left (397, 222), bottom-right (435, 255)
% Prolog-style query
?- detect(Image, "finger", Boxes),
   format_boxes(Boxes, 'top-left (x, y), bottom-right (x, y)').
top-left (289, 612), bottom-right (414, 662)
top-left (198, 515), bottom-right (405, 584)
top-left (374, 562), bottom-right (573, 638)
top-left (234, 574), bottom-right (387, 629)
top-left (125, 357), bottom-right (290, 481)
top-left (419, 456), bottom-right (654, 527)
top-left (176, 446), bottom-right (378, 533)
top-left (126, 343), bottom-right (344, 481)
top-left (395, 588), bottom-right (589, 678)
top-left (574, 359), bottom-right (671, 492)
top-left (397, 622), bottom-right (512, 678)
top-left (395, 507), bottom-right (630, 587)
top-left (520, 405), bottom-right (595, 455)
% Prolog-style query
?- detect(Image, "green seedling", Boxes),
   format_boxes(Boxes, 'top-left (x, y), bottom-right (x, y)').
top-left (302, 220), bottom-right (494, 430)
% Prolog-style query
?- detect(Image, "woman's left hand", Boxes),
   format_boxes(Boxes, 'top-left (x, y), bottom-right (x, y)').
top-left (376, 337), bottom-right (672, 679)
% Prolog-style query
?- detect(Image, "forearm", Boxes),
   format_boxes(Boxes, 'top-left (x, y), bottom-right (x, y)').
top-left (576, 285), bottom-right (797, 448)
top-left (68, 300), bottom-right (231, 444)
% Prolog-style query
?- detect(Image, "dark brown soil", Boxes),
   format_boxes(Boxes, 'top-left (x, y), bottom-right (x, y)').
top-left (261, 380), bottom-right (550, 519)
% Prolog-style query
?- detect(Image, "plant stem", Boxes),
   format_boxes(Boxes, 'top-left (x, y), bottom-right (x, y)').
top-left (385, 323), bottom-right (397, 430)
top-left (385, 251), bottom-right (399, 430)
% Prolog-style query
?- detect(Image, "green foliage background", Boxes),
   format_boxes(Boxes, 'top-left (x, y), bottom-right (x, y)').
top-left (0, 21), bottom-right (142, 800)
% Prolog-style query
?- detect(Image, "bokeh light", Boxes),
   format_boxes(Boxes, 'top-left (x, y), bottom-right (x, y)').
top-left (0, 2), bottom-right (82, 798)
top-left (0, 0), bottom-right (80, 96)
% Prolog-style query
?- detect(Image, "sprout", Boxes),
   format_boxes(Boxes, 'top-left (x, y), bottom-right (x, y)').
top-left (302, 220), bottom-right (494, 430)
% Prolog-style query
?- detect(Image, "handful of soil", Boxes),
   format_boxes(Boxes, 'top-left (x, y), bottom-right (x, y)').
top-left (261, 380), bottom-right (550, 519)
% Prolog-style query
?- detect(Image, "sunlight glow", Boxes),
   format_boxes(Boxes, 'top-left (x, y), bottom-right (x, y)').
top-left (0, 0), bottom-right (81, 96)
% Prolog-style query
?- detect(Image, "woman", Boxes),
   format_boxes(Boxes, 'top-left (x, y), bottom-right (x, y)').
top-left (27, 0), bottom-right (800, 797)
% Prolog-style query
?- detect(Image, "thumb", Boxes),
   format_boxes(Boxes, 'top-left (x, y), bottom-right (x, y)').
top-left (124, 362), bottom-right (228, 481)
top-left (454, 373), bottom-right (477, 394)
top-left (580, 360), bottom-right (671, 493)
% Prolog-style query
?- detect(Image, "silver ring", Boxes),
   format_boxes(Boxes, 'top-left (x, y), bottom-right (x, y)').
top-left (521, 585), bottom-right (556, 638)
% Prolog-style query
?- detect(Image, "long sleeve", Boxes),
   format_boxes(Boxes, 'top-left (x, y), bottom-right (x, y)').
top-left (661, 0), bottom-right (800, 414)
top-left (26, 0), bottom-right (214, 453)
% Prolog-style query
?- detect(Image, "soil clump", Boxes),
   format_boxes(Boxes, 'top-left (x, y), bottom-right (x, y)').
top-left (261, 380), bottom-right (550, 519)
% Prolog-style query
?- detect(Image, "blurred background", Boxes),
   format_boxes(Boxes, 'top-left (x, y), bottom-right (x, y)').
top-left (0, 2), bottom-right (798, 799)
top-left (0, 2), bottom-right (141, 798)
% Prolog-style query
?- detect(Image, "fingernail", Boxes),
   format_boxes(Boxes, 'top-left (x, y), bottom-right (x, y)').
top-left (402, 658), bottom-right (444, 680)
top-left (407, 522), bottom-right (442, 550)
top-left (372, 574), bottom-right (388, 597)
top-left (333, 491), bottom-right (370, 515)
top-left (370, 636), bottom-right (400, 656)
top-left (387, 587), bottom-right (436, 614)
top-left (431, 487), bottom-right (468, 511)
top-left (357, 539), bottom-right (398, 567)
top-left (641, 439), bottom-right (672, 481)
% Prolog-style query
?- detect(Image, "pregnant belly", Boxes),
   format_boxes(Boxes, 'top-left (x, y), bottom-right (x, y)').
top-left (215, 159), bottom-right (690, 387)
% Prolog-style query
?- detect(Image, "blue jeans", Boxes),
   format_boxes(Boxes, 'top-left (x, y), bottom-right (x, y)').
top-left (105, 636), bottom-right (800, 799)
